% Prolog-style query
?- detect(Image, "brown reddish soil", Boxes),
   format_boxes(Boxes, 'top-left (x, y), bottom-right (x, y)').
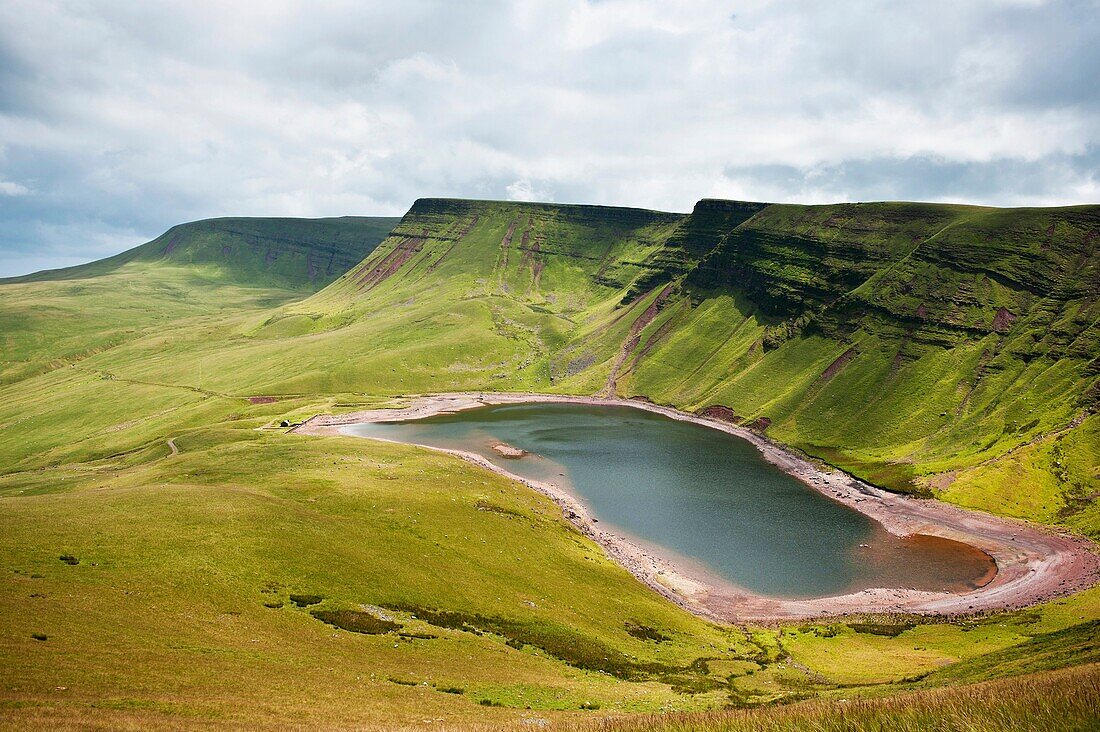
top-left (992, 307), bottom-right (1017, 332)
top-left (162, 233), bottom-right (182, 256)
top-left (520, 220), bottom-right (531, 248)
top-left (695, 405), bottom-right (743, 424)
top-left (356, 236), bottom-right (425, 291)
top-left (519, 218), bottom-right (545, 287)
top-left (820, 346), bottom-right (858, 381)
top-left (627, 306), bottom-right (681, 372)
top-left (497, 219), bottom-right (518, 270)
top-left (602, 284), bottom-right (676, 396)
top-left (293, 393), bottom-right (1100, 622)
top-left (747, 416), bottom-right (772, 432)
top-left (247, 396), bottom-right (278, 404)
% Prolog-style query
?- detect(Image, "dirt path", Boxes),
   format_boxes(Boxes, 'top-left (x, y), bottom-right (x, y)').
top-left (166, 438), bottom-right (179, 457)
top-left (293, 392), bottom-right (1100, 622)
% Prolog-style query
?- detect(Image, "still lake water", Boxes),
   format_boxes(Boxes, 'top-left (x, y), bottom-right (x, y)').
top-left (346, 403), bottom-right (995, 599)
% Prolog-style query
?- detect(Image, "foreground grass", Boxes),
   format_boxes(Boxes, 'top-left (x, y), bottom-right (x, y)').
top-left (1, 423), bottom-right (1097, 728)
top-left (6, 663), bottom-right (1092, 730)
top-left (552, 664), bottom-right (1100, 732)
top-left (0, 428), bottom-right (768, 726)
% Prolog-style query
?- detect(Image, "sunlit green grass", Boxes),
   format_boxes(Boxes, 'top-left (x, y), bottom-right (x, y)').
top-left (0, 200), bottom-right (1097, 728)
top-left (2, 421), bottom-right (1096, 727)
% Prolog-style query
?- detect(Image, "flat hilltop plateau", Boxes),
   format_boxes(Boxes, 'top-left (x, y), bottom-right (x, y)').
top-left (0, 198), bottom-right (1097, 729)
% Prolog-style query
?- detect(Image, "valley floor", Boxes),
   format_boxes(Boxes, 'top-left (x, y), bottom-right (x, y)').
top-left (296, 392), bottom-right (1100, 621)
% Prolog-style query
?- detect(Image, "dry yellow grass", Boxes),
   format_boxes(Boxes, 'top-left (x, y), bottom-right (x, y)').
top-left (4, 663), bottom-right (1095, 731)
top-left (551, 663), bottom-right (1100, 732)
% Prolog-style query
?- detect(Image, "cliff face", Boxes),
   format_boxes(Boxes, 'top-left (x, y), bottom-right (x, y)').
top-left (314, 198), bottom-right (688, 307)
top-left (685, 203), bottom-right (964, 318)
top-left (624, 199), bottom-right (767, 300)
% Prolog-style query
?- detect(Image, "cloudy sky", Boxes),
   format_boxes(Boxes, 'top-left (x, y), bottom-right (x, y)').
top-left (1, 0), bottom-right (1097, 276)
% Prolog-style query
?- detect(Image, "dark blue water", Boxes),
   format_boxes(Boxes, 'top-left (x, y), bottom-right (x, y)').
top-left (346, 403), bottom-right (995, 599)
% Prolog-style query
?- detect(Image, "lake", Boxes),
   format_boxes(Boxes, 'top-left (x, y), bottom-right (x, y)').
top-left (345, 402), bottom-right (995, 599)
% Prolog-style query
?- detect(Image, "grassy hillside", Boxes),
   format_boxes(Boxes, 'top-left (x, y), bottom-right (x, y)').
top-left (629, 204), bottom-right (1099, 506)
top-left (123, 196), bottom-right (1092, 533)
top-left (3, 216), bottom-right (399, 289)
top-left (384, 200), bottom-right (1096, 526)
top-left (1, 197), bottom-right (1093, 537)
top-left (0, 198), bottom-right (1097, 728)
top-left (0, 216), bottom-right (396, 386)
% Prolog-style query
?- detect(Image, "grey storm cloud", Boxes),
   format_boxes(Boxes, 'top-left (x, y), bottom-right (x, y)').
top-left (0, 0), bottom-right (1098, 276)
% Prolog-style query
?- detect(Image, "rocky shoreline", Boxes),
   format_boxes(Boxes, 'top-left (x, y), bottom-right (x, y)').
top-left (293, 392), bottom-right (1100, 622)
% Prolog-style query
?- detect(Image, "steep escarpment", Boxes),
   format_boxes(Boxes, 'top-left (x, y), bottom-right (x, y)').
top-left (309, 198), bottom-right (685, 311)
top-left (12, 197), bottom-right (1091, 535)
top-left (623, 203), bottom-right (1099, 519)
top-left (291, 197), bottom-right (1098, 534)
top-left (624, 199), bottom-right (766, 299)
top-left (685, 202), bottom-right (966, 319)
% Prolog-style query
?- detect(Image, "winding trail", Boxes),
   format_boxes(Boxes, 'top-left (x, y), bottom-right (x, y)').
top-left (293, 392), bottom-right (1100, 622)
top-left (166, 438), bottom-right (179, 457)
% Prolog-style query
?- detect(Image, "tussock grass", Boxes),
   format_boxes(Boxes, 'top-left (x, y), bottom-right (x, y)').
top-left (551, 664), bottom-right (1100, 732)
top-left (847, 622), bottom-right (915, 637)
top-left (436, 685), bottom-right (465, 695)
top-left (625, 621), bottom-right (671, 643)
top-left (387, 603), bottom-right (725, 689)
top-left (309, 608), bottom-right (400, 635)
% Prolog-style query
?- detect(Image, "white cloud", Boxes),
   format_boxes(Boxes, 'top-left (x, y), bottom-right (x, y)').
top-left (506, 178), bottom-right (549, 202)
top-left (0, 179), bottom-right (29, 196)
top-left (0, 0), bottom-right (1097, 276)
